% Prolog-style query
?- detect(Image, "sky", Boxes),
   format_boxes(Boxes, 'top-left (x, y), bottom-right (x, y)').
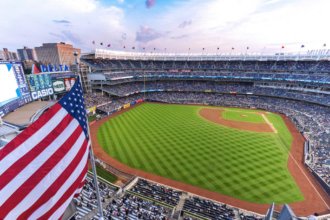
top-left (0, 0), bottom-right (329, 54)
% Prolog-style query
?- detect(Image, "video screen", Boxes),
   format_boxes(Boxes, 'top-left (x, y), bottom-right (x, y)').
top-left (0, 62), bottom-right (31, 116)
top-left (0, 63), bottom-right (20, 107)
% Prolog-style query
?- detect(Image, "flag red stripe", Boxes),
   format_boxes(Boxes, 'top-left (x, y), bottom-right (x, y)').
top-left (0, 103), bottom-right (62, 161)
top-left (0, 113), bottom-right (73, 190)
top-left (17, 139), bottom-right (88, 219)
top-left (74, 178), bottom-right (87, 198)
top-left (37, 163), bottom-right (88, 219)
top-left (0, 124), bottom-right (82, 218)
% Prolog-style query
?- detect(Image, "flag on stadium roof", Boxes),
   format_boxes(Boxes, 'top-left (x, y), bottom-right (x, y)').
top-left (232, 47), bottom-right (235, 50)
top-left (100, 42), bottom-right (103, 46)
top-left (323, 43), bottom-right (327, 47)
top-left (0, 78), bottom-right (90, 220)
top-left (92, 40), bottom-right (95, 45)
top-left (281, 45), bottom-right (285, 49)
top-left (247, 46), bottom-right (249, 50)
top-left (217, 47), bottom-right (219, 50)
top-left (123, 45), bottom-right (126, 49)
top-left (107, 44), bottom-right (111, 47)
top-left (301, 44), bottom-right (305, 48)
top-left (31, 64), bottom-right (41, 74)
top-left (132, 46), bottom-right (135, 50)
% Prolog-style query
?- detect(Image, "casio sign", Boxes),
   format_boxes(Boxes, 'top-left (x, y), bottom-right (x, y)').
top-left (31, 88), bottom-right (54, 100)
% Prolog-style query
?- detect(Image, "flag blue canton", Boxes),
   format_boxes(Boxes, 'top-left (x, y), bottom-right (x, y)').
top-left (59, 79), bottom-right (89, 139)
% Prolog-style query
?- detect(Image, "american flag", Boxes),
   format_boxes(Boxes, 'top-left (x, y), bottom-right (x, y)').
top-left (0, 79), bottom-right (90, 219)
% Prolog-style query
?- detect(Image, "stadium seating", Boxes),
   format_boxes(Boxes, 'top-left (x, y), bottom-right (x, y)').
top-left (130, 179), bottom-right (182, 206)
top-left (81, 55), bottom-right (330, 217)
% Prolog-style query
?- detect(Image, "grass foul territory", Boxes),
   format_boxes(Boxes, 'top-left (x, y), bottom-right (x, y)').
top-left (97, 103), bottom-right (303, 204)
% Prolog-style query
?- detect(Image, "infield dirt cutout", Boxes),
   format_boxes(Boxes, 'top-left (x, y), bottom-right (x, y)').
top-left (199, 108), bottom-right (276, 133)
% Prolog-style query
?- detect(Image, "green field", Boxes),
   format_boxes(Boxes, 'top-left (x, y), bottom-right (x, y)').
top-left (97, 103), bottom-right (303, 204)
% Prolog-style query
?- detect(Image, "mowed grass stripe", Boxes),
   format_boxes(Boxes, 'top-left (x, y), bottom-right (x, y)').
top-left (97, 103), bottom-right (303, 204)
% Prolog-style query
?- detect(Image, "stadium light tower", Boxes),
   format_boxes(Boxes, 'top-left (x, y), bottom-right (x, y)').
top-left (73, 51), bottom-right (83, 90)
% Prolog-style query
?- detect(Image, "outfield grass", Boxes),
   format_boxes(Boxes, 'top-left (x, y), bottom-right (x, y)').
top-left (221, 109), bottom-right (265, 123)
top-left (97, 103), bottom-right (303, 204)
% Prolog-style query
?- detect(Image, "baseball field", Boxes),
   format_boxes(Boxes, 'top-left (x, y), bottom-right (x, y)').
top-left (97, 103), bottom-right (304, 204)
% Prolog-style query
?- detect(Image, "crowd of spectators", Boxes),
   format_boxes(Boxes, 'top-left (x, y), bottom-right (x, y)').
top-left (130, 179), bottom-right (182, 206)
top-left (84, 92), bottom-right (112, 108)
top-left (82, 59), bottom-right (330, 74)
top-left (182, 196), bottom-right (262, 220)
top-left (183, 196), bottom-right (236, 220)
top-left (93, 81), bottom-right (330, 106)
top-left (74, 175), bottom-right (118, 219)
top-left (75, 175), bottom-right (265, 220)
top-left (104, 193), bottom-right (172, 220)
top-left (88, 71), bottom-right (330, 86)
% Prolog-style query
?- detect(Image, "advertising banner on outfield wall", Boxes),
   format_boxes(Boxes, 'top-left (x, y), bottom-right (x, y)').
top-left (123, 103), bottom-right (130, 109)
top-left (27, 74), bottom-right (54, 100)
top-left (87, 106), bottom-right (96, 114)
top-left (52, 79), bottom-right (66, 94)
top-left (64, 78), bottom-right (76, 91)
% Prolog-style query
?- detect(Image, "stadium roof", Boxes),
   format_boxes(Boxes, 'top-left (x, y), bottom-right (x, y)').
top-left (81, 49), bottom-right (330, 62)
top-left (3, 101), bottom-right (54, 126)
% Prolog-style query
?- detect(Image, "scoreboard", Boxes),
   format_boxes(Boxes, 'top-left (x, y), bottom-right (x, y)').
top-left (0, 61), bottom-right (32, 116)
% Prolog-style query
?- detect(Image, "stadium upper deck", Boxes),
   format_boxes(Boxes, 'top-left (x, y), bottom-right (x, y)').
top-left (81, 50), bottom-right (330, 79)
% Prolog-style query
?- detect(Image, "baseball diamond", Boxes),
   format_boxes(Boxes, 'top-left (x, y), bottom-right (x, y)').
top-left (97, 103), bottom-right (303, 204)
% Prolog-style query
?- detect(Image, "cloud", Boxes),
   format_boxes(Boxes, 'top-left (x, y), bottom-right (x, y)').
top-left (145, 0), bottom-right (156, 9)
top-left (178, 20), bottom-right (192, 29)
top-left (53, 19), bottom-right (71, 24)
top-left (1, 0), bottom-right (330, 53)
top-left (117, 0), bottom-right (124, 3)
top-left (121, 33), bottom-right (127, 40)
top-left (49, 30), bottom-right (82, 45)
top-left (171, 34), bottom-right (189, 39)
top-left (135, 26), bottom-right (163, 43)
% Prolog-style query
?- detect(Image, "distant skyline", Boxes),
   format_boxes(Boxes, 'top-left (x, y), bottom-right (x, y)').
top-left (0, 0), bottom-right (329, 54)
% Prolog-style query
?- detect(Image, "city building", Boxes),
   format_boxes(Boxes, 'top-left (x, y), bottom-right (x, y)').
top-left (34, 42), bottom-right (81, 66)
top-left (2, 48), bottom-right (18, 61)
top-left (0, 50), bottom-right (5, 60)
top-left (17, 46), bottom-right (38, 61)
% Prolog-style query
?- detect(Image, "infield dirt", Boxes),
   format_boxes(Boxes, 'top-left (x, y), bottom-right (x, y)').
top-left (199, 108), bottom-right (274, 133)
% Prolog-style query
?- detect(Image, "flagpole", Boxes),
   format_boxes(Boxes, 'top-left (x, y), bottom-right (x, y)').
top-left (76, 71), bottom-right (104, 219)
top-left (87, 139), bottom-right (105, 220)
top-left (84, 83), bottom-right (105, 220)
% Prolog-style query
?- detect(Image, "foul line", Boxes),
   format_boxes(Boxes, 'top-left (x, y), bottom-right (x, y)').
top-left (288, 151), bottom-right (330, 209)
top-left (261, 114), bottom-right (278, 133)
top-left (274, 124), bottom-right (330, 209)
